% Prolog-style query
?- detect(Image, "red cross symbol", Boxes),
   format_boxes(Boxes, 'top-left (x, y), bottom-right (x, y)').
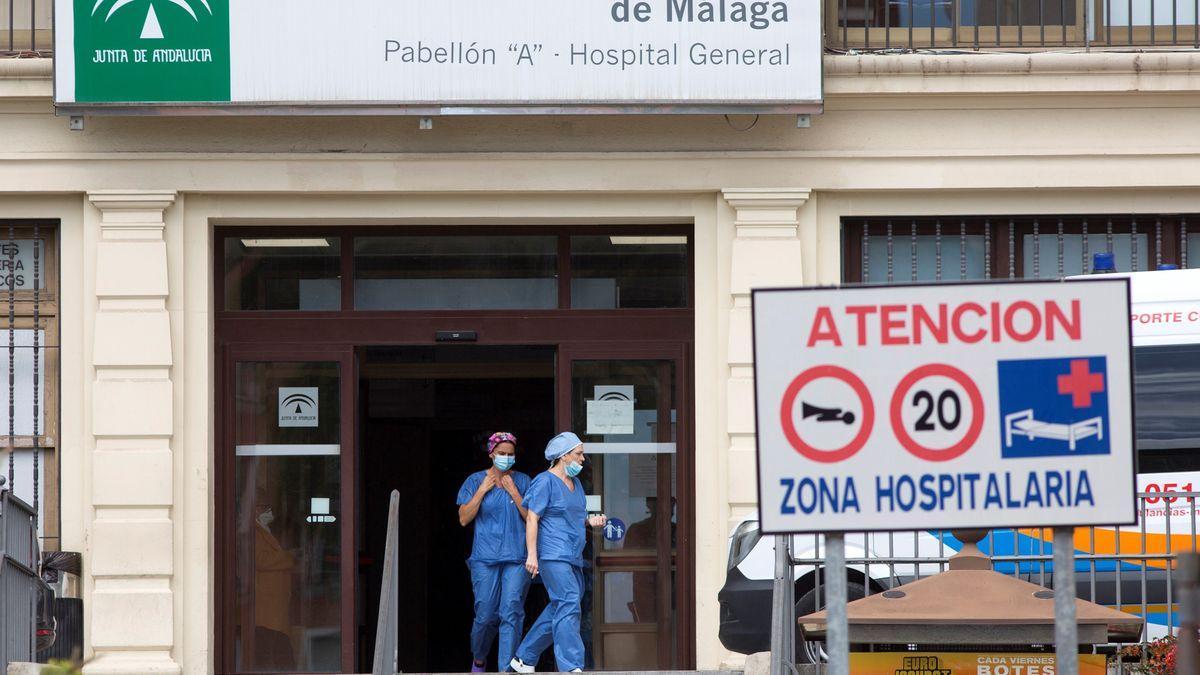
top-left (1057, 359), bottom-right (1105, 408)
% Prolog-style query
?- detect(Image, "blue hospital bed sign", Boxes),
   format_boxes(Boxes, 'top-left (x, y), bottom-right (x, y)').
top-left (750, 279), bottom-right (1136, 534)
top-left (998, 356), bottom-right (1110, 458)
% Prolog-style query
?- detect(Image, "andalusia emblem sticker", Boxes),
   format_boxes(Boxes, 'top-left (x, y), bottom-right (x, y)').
top-left (73, 0), bottom-right (230, 102)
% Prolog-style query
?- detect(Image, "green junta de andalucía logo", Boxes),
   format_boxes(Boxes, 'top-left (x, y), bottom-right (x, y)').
top-left (92, 0), bottom-right (214, 40)
top-left (73, 0), bottom-right (231, 103)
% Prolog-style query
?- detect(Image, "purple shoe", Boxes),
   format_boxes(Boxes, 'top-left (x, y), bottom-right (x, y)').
top-left (471, 660), bottom-right (487, 673)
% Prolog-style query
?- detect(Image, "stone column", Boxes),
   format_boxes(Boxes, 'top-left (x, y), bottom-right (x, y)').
top-left (721, 189), bottom-right (811, 520)
top-left (85, 191), bottom-right (180, 675)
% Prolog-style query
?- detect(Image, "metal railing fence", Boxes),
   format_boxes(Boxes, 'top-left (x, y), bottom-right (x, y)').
top-left (11, 0), bottom-right (1200, 57)
top-left (1178, 553), bottom-right (1200, 673)
top-left (831, 0), bottom-right (1200, 49)
top-left (0, 490), bottom-right (37, 672)
top-left (1, 0), bottom-right (49, 56)
top-left (846, 213), bottom-right (1196, 283)
top-left (784, 491), bottom-right (1200, 668)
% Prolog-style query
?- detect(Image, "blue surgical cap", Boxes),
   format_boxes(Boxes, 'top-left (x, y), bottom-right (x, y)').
top-left (545, 432), bottom-right (583, 461)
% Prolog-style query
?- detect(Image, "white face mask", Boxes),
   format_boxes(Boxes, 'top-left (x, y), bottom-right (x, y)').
top-left (257, 508), bottom-right (275, 528)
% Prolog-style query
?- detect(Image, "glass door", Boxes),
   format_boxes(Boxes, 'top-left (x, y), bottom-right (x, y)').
top-left (557, 345), bottom-right (690, 670)
top-left (220, 348), bottom-right (356, 673)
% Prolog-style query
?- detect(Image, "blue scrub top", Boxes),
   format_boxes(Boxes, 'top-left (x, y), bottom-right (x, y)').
top-left (523, 472), bottom-right (587, 567)
top-left (456, 470), bottom-right (532, 564)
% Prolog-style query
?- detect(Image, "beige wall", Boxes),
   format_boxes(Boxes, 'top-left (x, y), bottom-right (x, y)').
top-left (5, 51), bottom-right (1200, 673)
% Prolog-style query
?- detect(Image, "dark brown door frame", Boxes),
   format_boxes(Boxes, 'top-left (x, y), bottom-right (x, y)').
top-left (214, 224), bottom-right (696, 673)
top-left (216, 333), bottom-right (697, 673)
top-left (216, 345), bottom-right (357, 675)
top-left (556, 342), bottom-right (694, 669)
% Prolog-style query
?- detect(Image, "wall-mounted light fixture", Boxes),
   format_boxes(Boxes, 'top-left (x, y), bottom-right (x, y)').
top-left (608, 236), bottom-right (687, 246)
top-left (240, 238), bottom-right (331, 248)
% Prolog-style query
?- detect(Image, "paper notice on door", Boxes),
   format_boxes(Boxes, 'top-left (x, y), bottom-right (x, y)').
top-left (629, 454), bottom-right (658, 498)
top-left (587, 400), bottom-right (634, 435)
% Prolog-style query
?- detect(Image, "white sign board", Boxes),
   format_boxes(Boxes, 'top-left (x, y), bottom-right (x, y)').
top-left (278, 387), bottom-right (319, 428)
top-left (588, 385), bottom-right (636, 434)
top-left (587, 401), bottom-right (636, 435)
top-left (55, 0), bottom-right (822, 111)
top-left (751, 279), bottom-right (1136, 534)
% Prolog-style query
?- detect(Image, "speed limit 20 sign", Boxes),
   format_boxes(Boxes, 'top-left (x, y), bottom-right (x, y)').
top-left (751, 279), bottom-right (1136, 534)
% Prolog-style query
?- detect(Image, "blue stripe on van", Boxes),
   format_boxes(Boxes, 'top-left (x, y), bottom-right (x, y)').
top-left (936, 530), bottom-right (1144, 573)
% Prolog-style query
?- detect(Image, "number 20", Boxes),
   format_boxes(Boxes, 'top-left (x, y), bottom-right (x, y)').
top-left (912, 389), bottom-right (961, 432)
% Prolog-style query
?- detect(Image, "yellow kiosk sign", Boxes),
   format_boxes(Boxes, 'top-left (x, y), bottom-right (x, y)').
top-left (849, 653), bottom-right (1107, 674)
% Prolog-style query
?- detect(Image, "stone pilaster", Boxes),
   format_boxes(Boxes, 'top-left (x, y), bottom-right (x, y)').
top-left (85, 191), bottom-right (180, 675)
top-left (721, 189), bottom-right (812, 519)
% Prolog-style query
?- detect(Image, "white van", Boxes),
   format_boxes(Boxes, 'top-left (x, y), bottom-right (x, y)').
top-left (717, 268), bottom-right (1200, 657)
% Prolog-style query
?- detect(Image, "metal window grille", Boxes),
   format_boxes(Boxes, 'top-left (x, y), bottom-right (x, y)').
top-left (0, 223), bottom-right (58, 553)
top-left (845, 214), bottom-right (1196, 283)
top-left (0, 223), bottom-right (56, 670)
top-left (1, 0), bottom-right (49, 56)
top-left (10, 0), bottom-right (1200, 56)
top-left (830, 0), bottom-right (1200, 50)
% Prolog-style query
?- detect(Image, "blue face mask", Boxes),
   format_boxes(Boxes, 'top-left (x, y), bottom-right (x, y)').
top-left (493, 455), bottom-right (516, 471)
top-left (565, 461), bottom-right (584, 478)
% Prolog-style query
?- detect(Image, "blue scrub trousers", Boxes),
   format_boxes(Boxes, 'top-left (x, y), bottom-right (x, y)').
top-left (470, 561), bottom-right (530, 669)
top-left (515, 561), bottom-right (585, 671)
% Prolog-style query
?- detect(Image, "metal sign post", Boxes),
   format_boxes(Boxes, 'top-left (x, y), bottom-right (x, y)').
top-left (1178, 552), bottom-right (1200, 675)
top-left (824, 533), bottom-right (849, 675)
top-left (769, 535), bottom-right (794, 675)
top-left (1052, 529), bottom-right (1078, 675)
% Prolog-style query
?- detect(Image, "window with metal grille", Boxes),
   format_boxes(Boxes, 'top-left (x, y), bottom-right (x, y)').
top-left (0, 222), bottom-right (58, 552)
top-left (843, 214), bottom-right (1197, 283)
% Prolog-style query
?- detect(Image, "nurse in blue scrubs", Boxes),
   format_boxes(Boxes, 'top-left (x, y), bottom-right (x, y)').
top-left (457, 432), bottom-right (533, 672)
top-left (509, 432), bottom-right (607, 674)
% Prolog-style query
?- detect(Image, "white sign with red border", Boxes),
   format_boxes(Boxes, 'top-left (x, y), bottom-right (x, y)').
top-left (751, 279), bottom-right (1136, 534)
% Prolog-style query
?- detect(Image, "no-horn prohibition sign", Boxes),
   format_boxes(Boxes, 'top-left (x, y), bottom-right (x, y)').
top-left (752, 280), bottom-right (1136, 534)
top-left (779, 365), bottom-right (874, 463)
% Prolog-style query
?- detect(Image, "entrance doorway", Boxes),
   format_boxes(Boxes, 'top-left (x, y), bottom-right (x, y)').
top-left (214, 225), bottom-right (696, 674)
top-left (358, 345), bottom-right (556, 673)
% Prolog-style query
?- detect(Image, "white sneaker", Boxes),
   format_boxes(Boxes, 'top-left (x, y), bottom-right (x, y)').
top-left (570, 670), bottom-right (582, 673)
top-left (509, 657), bottom-right (535, 673)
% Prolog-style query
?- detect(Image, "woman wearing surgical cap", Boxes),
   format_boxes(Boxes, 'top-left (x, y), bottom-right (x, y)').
top-left (457, 432), bottom-right (532, 672)
top-left (509, 432), bottom-right (607, 673)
